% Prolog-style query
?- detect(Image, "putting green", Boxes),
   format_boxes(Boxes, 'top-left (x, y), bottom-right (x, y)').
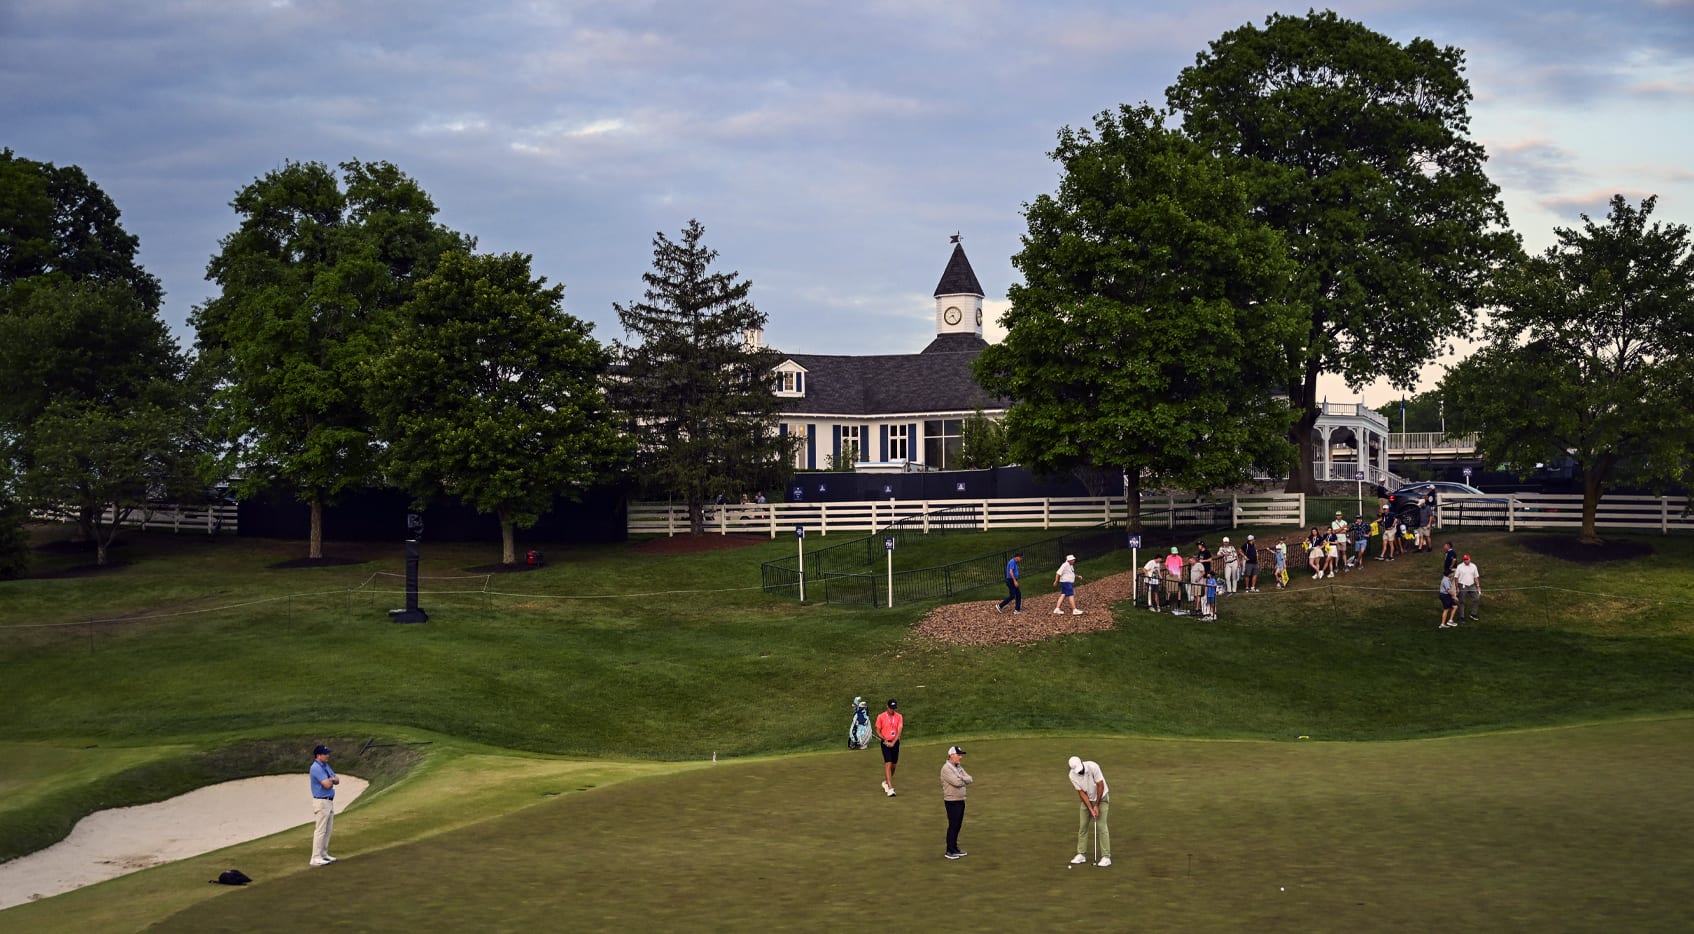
top-left (18, 718), bottom-right (1688, 933)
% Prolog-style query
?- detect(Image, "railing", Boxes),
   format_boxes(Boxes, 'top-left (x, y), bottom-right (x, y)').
top-left (1389, 432), bottom-right (1479, 454)
top-left (1309, 462), bottom-right (1406, 489)
top-left (629, 494), bottom-right (1307, 538)
top-left (1437, 493), bottom-right (1693, 534)
top-left (35, 502), bottom-right (239, 535)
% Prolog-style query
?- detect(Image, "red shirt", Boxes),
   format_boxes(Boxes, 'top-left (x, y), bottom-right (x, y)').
top-left (875, 710), bottom-right (903, 743)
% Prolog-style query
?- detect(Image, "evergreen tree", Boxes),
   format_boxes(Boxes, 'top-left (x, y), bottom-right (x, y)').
top-left (613, 220), bottom-right (793, 535)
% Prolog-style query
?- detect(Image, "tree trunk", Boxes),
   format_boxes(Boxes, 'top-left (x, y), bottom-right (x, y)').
top-left (1579, 472), bottom-right (1605, 545)
top-left (688, 498), bottom-right (705, 536)
top-left (309, 493), bottom-right (324, 559)
top-left (501, 513), bottom-right (517, 565)
top-left (1284, 404), bottom-right (1320, 494)
top-left (95, 536), bottom-right (109, 566)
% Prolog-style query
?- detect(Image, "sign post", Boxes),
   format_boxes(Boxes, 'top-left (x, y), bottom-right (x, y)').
top-left (1356, 469), bottom-right (1366, 516)
top-left (884, 536), bottom-right (895, 609)
top-left (1128, 534), bottom-right (1142, 601)
top-left (795, 525), bottom-right (806, 603)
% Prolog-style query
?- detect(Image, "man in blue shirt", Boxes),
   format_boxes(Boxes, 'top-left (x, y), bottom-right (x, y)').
top-left (995, 551), bottom-right (1023, 614)
top-left (309, 744), bottom-right (340, 866)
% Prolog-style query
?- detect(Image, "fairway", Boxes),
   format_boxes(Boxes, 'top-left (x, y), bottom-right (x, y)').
top-left (4, 526), bottom-right (1694, 931)
top-left (7, 725), bottom-right (1692, 933)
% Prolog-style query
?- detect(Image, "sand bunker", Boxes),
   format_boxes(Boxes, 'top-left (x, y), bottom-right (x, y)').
top-left (0, 773), bottom-right (367, 909)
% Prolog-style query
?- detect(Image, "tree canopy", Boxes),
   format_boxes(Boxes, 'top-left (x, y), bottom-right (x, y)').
top-left (193, 160), bottom-right (468, 558)
top-left (1443, 195), bottom-right (1694, 542)
top-left (1166, 10), bottom-right (1520, 492)
top-left (613, 220), bottom-right (793, 535)
top-left (0, 153), bottom-right (194, 564)
top-left (371, 250), bottom-right (632, 564)
top-left (975, 104), bottom-right (1302, 526)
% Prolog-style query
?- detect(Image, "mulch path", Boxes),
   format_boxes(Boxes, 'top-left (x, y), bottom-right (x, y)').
top-left (913, 570), bottom-right (1139, 646)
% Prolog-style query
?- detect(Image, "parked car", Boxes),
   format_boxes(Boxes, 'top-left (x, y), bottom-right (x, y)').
top-left (1386, 481), bottom-right (1520, 527)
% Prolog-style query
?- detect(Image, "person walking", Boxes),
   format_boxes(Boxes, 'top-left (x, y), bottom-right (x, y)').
top-left (1242, 534), bottom-right (1260, 593)
top-left (876, 699), bottom-right (904, 796)
top-left (1438, 568), bottom-right (1459, 628)
top-left (996, 551), bottom-right (1024, 614)
top-left (1053, 555), bottom-right (1082, 615)
top-left (941, 746), bottom-right (973, 859)
top-left (1454, 554), bottom-right (1482, 621)
top-left (1066, 756), bottom-right (1112, 867)
top-left (308, 744), bottom-right (340, 866)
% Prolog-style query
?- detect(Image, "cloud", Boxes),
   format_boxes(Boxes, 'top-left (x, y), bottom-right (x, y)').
top-left (1486, 137), bottom-right (1584, 194)
top-left (1537, 188), bottom-right (1659, 219)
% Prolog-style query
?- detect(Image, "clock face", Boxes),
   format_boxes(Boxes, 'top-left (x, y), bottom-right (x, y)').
top-left (943, 306), bottom-right (961, 326)
top-left (975, 308), bottom-right (983, 326)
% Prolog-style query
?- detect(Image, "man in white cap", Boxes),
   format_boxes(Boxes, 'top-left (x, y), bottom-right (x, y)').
top-left (1067, 756), bottom-right (1111, 867)
top-left (1217, 536), bottom-right (1239, 594)
top-left (1052, 555), bottom-right (1081, 615)
top-left (941, 746), bottom-right (973, 859)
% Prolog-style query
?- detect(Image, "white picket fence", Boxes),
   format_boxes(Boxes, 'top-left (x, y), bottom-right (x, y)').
top-left (629, 494), bottom-right (1308, 537)
top-left (37, 503), bottom-right (239, 535)
top-left (1444, 493), bottom-right (1693, 533)
top-left (631, 491), bottom-right (1693, 537)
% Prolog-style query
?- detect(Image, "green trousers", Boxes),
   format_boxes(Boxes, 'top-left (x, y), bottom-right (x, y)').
top-left (1076, 796), bottom-right (1110, 858)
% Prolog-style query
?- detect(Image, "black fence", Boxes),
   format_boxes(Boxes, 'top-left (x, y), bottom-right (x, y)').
top-left (759, 500), bottom-right (1234, 608)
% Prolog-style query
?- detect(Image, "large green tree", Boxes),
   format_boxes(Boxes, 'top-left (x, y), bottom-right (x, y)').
top-left (372, 250), bottom-right (632, 564)
top-left (0, 153), bottom-right (194, 560)
top-left (613, 220), bottom-right (793, 535)
top-left (0, 148), bottom-right (161, 307)
top-left (194, 160), bottom-right (467, 558)
top-left (976, 104), bottom-right (1303, 527)
top-left (1167, 10), bottom-right (1520, 493)
top-left (1443, 195), bottom-right (1694, 543)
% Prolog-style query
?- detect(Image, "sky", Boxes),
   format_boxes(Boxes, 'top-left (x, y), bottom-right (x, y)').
top-left (4, 1), bottom-right (1691, 408)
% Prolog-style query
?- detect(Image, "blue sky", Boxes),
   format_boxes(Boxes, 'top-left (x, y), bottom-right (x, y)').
top-left (4, 1), bottom-right (1691, 406)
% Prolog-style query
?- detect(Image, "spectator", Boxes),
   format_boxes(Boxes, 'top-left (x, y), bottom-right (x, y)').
top-left (1454, 554), bottom-right (1482, 621)
top-left (1217, 537), bottom-right (1240, 594)
top-left (1242, 534), bottom-right (1260, 593)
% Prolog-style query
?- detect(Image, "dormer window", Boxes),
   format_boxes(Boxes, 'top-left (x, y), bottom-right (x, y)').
top-left (773, 361), bottom-right (806, 397)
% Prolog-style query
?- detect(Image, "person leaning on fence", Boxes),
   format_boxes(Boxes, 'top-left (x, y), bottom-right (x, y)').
top-left (1142, 557), bottom-right (1163, 612)
top-left (1164, 547), bottom-right (1185, 607)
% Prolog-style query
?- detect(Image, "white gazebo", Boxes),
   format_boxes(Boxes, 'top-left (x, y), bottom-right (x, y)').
top-left (1311, 401), bottom-right (1397, 486)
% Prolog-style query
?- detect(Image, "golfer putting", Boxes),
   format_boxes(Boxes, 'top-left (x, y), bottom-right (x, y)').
top-left (1067, 756), bottom-right (1111, 867)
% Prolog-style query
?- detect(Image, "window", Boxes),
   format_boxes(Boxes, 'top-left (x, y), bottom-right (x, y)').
top-left (888, 423), bottom-right (908, 461)
top-left (923, 418), bottom-right (964, 468)
top-left (787, 427), bottom-right (808, 469)
top-left (830, 425), bottom-right (861, 469)
top-left (773, 366), bottom-right (805, 397)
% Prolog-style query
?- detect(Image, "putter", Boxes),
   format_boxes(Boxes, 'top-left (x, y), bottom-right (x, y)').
top-left (1092, 810), bottom-right (1099, 864)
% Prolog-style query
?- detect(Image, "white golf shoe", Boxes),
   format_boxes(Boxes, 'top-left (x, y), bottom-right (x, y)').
top-left (1097, 857), bottom-right (1112, 867)
top-left (1071, 853), bottom-right (1089, 864)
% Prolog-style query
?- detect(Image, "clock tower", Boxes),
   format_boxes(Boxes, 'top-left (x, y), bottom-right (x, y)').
top-left (934, 233), bottom-right (984, 338)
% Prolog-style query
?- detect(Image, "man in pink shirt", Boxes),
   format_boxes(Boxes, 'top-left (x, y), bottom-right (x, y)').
top-left (875, 699), bottom-right (904, 796)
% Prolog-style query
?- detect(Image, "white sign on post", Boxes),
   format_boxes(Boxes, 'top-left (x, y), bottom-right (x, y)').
top-left (884, 537), bottom-right (895, 609)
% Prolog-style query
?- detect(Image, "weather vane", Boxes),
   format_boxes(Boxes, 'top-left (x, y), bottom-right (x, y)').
top-left (950, 231), bottom-right (961, 244)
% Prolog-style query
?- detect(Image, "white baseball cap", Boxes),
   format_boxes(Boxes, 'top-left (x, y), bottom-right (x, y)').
top-left (1065, 554), bottom-right (1075, 562)
top-left (1221, 536), bottom-right (1230, 543)
top-left (1068, 755), bottom-right (1083, 773)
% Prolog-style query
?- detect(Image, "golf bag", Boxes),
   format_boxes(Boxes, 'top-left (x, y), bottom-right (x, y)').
top-left (848, 696), bottom-right (873, 749)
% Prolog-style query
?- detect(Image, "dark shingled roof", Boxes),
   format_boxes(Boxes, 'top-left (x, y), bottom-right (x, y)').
top-left (777, 349), bottom-right (1007, 416)
top-left (933, 242), bottom-right (984, 297)
top-left (920, 332), bottom-right (989, 355)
